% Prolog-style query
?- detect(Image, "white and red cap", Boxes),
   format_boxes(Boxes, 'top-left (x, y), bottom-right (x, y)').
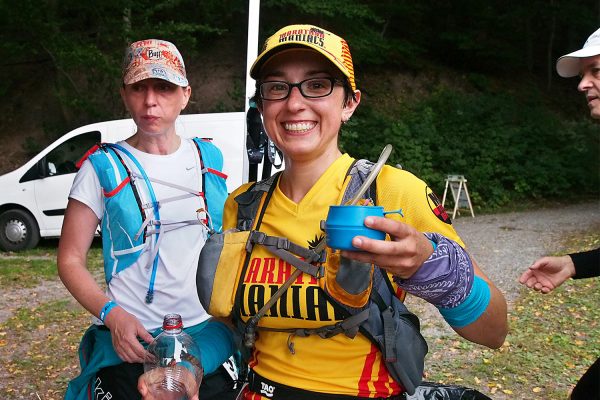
top-left (122, 39), bottom-right (188, 86)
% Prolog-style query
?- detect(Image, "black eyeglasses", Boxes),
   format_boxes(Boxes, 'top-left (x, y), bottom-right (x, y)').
top-left (259, 77), bottom-right (343, 101)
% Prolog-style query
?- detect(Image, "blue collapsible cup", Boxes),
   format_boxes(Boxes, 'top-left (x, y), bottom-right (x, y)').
top-left (325, 205), bottom-right (386, 251)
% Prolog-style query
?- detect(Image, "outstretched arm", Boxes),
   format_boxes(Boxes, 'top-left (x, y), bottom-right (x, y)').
top-left (343, 216), bottom-right (508, 349)
top-left (518, 255), bottom-right (575, 294)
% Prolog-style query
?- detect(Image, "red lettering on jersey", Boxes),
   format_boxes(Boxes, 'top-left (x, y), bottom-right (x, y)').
top-left (277, 260), bottom-right (293, 283)
top-left (245, 258), bottom-right (261, 283)
top-left (260, 257), bottom-right (276, 283)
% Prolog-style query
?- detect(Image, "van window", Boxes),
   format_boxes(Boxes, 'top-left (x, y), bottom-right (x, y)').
top-left (20, 131), bottom-right (101, 183)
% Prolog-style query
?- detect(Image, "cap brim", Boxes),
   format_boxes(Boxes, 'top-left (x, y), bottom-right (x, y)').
top-left (123, 64), bottom-right (189, 87)
top-left (556, 45), bottom-right (600, 77)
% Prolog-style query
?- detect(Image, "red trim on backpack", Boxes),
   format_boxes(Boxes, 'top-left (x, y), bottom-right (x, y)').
top-left (103, 177), bottom-right (131, 197)
top-left (76, 144), bottom-right (101, 169)
top-left (205, 167), bottom-right (228, 179)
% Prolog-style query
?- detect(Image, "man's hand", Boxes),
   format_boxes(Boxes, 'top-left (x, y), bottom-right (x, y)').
top-left (518, 255), bottom-right (576, 294)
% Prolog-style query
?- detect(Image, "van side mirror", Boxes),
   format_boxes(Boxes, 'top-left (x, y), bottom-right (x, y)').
top-left (48, 162), bottom-right (57, 176)
top-left (37, 158), bottom-right (55, 178)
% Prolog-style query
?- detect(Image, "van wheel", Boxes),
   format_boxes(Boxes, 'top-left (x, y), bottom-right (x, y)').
top-left (0, 209), bottom-right (40, 252)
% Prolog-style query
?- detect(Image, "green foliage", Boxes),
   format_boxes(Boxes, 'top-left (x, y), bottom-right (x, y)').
top-left (0, 244), bottom-right (102, 288)
top-left (0, 0), bottom-right (249, 138)
top-left (0, 0), bottom-right (598, 206)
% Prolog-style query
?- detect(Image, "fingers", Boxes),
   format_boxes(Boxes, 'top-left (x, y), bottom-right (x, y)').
top-left (529, 257), bottom-right (548, 270)
top-left (108, 310), bottom-right (152, 363)
top-left (519, 272), bottom-right (554, 294)
top-left (341, 217), bottom-right (431, 278)
top-left (364, 216), bottom-right (413, 239)
top-left (138, 327), bottom-right (155, 346)
top-left (115, 337), bottom-right (147, 363)
top-left (518, 269), bottom-right (533, 284)
top-left (138, 367), bottom-right (200, 399)
top-left (137, 375), bottom-right (149, 398)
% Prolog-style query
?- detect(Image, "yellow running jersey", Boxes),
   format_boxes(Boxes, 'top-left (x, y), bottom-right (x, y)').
top-left (223, 154), bottom-right (463, 399)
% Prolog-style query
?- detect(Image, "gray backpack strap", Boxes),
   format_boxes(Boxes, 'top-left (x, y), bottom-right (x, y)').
top-left (247, 231), bottom-right (324, 277)
top-left (341, 159), bottom-right (377, 205)
top-left (258, 308), bottom-right (370, 354)
top-left (235, 172), bottom-right (281, 231)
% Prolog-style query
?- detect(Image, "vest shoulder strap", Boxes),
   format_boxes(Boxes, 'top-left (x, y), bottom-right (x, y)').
top-left (191, 137), bottom-right (228, 232)
top-left (234, 171), bottom-right (281, 231)
top-left (191, 138), bottom-right (224, 174)
top-left (341, 159), bottom-right (377, 205)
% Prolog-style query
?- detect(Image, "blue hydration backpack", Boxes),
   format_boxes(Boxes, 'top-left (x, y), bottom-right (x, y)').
top-left (79, 138), bottom-right (227, 303)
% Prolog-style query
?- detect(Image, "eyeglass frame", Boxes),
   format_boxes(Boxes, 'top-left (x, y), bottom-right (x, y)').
top-left (258, 77), bottom-right (345, 101)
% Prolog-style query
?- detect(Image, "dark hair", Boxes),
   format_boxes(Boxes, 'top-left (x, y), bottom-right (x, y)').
top-left (251, 78), bottom-right (357, 109)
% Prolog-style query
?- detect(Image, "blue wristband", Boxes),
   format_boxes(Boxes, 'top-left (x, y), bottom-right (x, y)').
top-left (99, 300), bottom-right (118, 323)
top-left (437, 275), bottom-right (490, 328)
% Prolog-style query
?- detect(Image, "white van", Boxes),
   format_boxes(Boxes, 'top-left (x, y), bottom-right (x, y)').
top-left (0, 0), bottom-right (272, 251)
top-left (0, 111), bottom-right (265, 251)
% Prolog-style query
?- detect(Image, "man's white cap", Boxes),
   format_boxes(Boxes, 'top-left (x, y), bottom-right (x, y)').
top-left (556, 28), bottom-right (600, 77)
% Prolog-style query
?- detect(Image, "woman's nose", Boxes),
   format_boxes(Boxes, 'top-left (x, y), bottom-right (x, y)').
top-left (144, 88), bottom-right (157, 105)
top-left (285, 85), bottom-right (305, 110)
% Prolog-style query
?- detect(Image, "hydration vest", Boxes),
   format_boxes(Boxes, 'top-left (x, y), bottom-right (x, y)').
top-left (204, 159), bottom-right (428, 395)
top-left (78, 138), bottom-right (227, 303)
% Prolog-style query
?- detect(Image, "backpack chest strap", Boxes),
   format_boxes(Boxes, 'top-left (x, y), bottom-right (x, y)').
top-left (247, 231), bottom-right (324, 278)
top-left (261, 307), bottom-right (369, 339)
top-left (257, 308), bottom-right (370, 355)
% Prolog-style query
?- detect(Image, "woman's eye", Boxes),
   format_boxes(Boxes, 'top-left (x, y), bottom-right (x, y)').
top-left (270, 83), bottom-right (287, 92)
top-left (307, 79), bottom-right (331, 91)
top-left (157, 83), bottom-right (173, 92)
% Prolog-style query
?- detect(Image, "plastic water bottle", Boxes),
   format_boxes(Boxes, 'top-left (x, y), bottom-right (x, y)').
top-left (143, 314), bottom-right (203, 400)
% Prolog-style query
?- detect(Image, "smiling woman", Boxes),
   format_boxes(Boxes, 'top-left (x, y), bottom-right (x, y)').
top-left (199, 23), bottom-right (508, 400)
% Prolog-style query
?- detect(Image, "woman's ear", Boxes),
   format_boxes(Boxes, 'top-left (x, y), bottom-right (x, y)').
top-left (342, 90), bottom-right (361, 122)
top-left (181, 86), bottom-right (192, 110)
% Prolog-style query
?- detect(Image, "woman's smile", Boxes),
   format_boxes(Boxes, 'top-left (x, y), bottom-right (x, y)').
top-left (283, 121), bottom-right (316, 133)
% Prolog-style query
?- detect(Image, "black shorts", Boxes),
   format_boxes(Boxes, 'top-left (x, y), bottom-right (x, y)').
top-left (95, 362), bottom-right (240, 400)
top-left (571, 357), bottom-right (600, 400)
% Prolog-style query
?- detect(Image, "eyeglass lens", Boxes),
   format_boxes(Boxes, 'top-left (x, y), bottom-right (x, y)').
top-left (260, 78), bottom-right (335, 100)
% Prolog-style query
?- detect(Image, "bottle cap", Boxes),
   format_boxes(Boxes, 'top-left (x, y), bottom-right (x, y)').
top-left (162, 313), bottom-right (184, 330)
